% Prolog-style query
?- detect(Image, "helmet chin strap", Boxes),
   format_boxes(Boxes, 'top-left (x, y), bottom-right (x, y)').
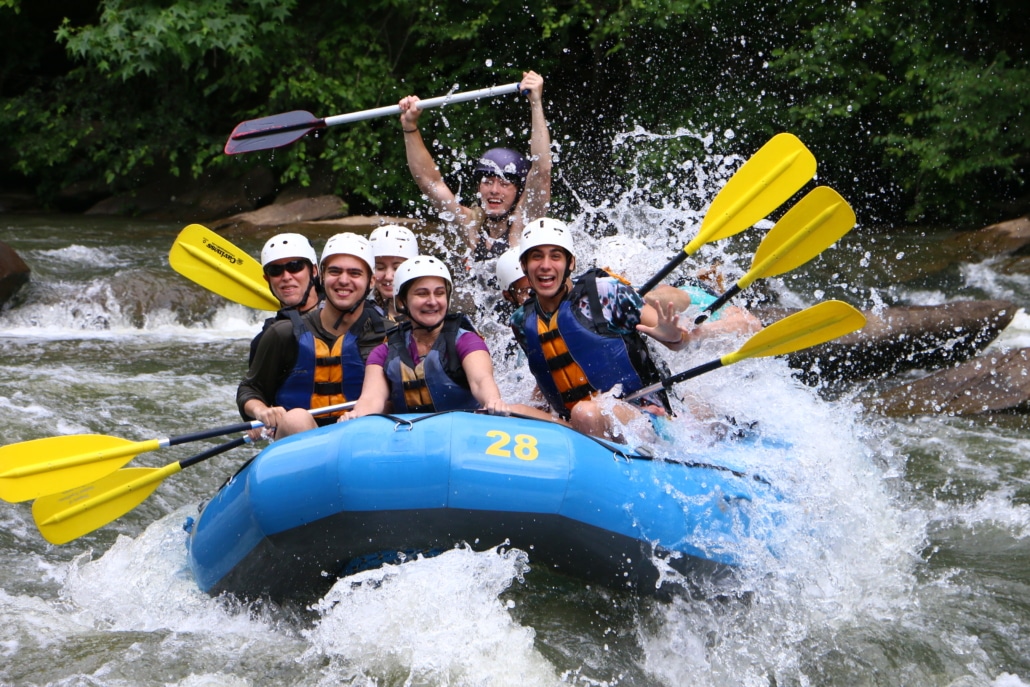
top-left (409, 316), bottom-right (446, 333)
top-left (278, 267), bottom-right (320, 313)
top-left (331, 282), bottom-right (372, 330)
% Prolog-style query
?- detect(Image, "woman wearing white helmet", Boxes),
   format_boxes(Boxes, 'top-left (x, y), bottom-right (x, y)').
top-left (248, 233), bottom-right (323, 365)
top-left (343, 255), bottom-right (550, 420)
top-left (238, 232), bottom-right (389, 440)
top-left (369, 224), bottom-right (419, 321)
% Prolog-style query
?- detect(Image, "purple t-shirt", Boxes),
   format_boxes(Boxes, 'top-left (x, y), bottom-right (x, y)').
top-left (367, 329), bottom-right (489, 368)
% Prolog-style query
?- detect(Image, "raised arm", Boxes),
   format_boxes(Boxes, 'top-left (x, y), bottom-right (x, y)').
top-left (398, 95), bottom-right (471, 222)
top-left (515, 70), bottom-right (552, 227)
top-left (636, 300), bottom-right (689, 350)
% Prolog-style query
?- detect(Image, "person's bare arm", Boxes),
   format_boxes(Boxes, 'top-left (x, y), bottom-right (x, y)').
top-left (340, 364), bottom-right (390, 421)
top-left (636, 300), bottom-right (688, 350)
top-left (398, 95), bottom-right (476, 248)
top-left (514, 71), bottom-right (552, 234)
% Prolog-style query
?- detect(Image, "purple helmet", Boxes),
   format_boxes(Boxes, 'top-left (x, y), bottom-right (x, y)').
top-left (473, 148), bottom-right (530, 189)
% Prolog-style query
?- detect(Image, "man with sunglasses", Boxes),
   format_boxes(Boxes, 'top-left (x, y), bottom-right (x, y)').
top-left (247, 233), bottom-right (324, 365)
top-left (237, 232), bottom-right (389, 440)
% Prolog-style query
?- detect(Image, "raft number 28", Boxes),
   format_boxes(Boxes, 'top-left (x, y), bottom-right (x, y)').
top-left (485, 430), bottom-right (539, 461)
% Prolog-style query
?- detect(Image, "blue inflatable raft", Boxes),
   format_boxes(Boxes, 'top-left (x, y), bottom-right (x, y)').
top-left (185, 411), bottom-right (778, 600)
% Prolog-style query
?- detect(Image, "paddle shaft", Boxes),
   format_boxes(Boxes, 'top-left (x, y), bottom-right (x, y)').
top-left (0, 420), bottom-right (258, 482)
top-left (230, 82), bottom-right (522, 143)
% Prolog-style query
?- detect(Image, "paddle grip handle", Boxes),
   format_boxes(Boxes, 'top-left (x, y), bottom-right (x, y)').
top-left (695, 284), bottom-right (741, 325)
top-left (639, 251), bottom-right (688, 296)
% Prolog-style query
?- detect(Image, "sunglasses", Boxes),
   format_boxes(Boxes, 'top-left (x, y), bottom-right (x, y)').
top-left (263, 259), bottom-right (309, 277)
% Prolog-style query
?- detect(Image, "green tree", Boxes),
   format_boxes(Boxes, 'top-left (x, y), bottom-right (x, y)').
top-left (0, 0), bottom-right (1026, 226)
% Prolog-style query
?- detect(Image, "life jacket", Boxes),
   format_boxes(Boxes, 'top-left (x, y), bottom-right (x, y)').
top-left (518, 269), bottom-right (670, 420)
top-left (384, 314), bottom-right (480, 413)
top-left (274, 306), bottom-right (387, 418)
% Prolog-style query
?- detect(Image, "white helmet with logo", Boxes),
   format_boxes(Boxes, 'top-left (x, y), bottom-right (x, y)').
top-left (320, 232), bottom-right (373, 274)
top-left (394, 255), bottom-right (452, 301)
top-left (518, 217), bottom-right (576, 262)
top-left (369, 225), bottom-right (419, 260)
top-left (261, 233), bottom-right (318, 267)
top-left (495, 247), bottom-right (525, 291)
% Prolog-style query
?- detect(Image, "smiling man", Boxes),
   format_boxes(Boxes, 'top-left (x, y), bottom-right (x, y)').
top-left (237, 233), bottom-right (388, 440)
top-left (248, 233), bottom-right (323, 365)
top-left (509, 218), bottom-right (689, 440)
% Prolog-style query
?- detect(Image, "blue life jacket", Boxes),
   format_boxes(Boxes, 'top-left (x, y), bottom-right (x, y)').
top-left (385, 315), bottom-right (480, 413)
top-left (518, 269), bottom-right (670, 420)
top-left (275, 307), bottom-right (387, 418)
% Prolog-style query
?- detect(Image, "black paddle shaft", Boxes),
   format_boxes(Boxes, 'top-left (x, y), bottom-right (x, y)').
top-left (638, 252), bottom-right (688, 296)
top-left (168, 421), bottom-right (258, 447)
top-left (180, 436), bottom-right (249, 470)
top-left (695, 284), bottom-right (742, 325)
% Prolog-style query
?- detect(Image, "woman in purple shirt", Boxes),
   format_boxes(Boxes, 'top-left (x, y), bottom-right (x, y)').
top-left (341, 255), bottom-right (514, 419)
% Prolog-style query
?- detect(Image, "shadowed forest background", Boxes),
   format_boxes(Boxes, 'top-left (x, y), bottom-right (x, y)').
top-left (0, 0), bottom-right (1026, 228)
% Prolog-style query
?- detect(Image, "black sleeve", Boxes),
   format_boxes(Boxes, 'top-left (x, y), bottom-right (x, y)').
top-left (236, 320), bottom-right (298, 420)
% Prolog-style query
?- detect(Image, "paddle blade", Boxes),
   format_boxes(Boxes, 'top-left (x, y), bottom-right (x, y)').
top-left (33, 467), bottom-right (174, 545)
top-left (225, 110), bottom-right (324, 154)
top-left (0, 434), bottom-right (156, 503)
top-left (728, 300), bottom-right (866, 363)
top-left (687, 133), bottom-right (817, 253)
top-left (748, 186), bottom-right (856, 280)
top-left (169, 224), bottom-right (280, 311)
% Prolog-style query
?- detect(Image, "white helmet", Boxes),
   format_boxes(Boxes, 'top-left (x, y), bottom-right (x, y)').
top-left (369, 225), bottom-right (419, 260)
top-left (394, 255), bottom-right (452, 301)
top-left (495, 247), bottom-right (525, 291)
top-left (320, 232), bottom-right (373, 274)
top-left (519, 217), bottom-right (576, 261)
top-left (261, 233), bottom-right (317, 267)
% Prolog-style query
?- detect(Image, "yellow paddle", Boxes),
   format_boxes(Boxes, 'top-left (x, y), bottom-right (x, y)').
top-left (639, 133), bottom-right (817, 295)
top-left (32, 401), bottom-right (357, 545)
top-left (168, 223), bottom-right (280, 311)
top-left (0, 402), bottom-right (354, 503)
top-left (624, 300), bottom-right (866, 402)
top-left (694, 186), bottom-right (856, 324)
top-left (33, 438), bottom-right (244, 545)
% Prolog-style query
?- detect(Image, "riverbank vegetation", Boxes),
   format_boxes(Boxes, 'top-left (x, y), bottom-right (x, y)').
top-left (0, 0), bottom-right (1026, 227)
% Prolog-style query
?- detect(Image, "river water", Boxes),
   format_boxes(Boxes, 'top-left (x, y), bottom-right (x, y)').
top-left (3, 161), bottom-right (1030, 685)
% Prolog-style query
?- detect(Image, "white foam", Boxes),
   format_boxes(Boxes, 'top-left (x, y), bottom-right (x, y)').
top-left (305, 546), bottom-right (560, 685)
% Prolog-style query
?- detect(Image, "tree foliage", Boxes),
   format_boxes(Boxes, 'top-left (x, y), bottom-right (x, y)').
top-left (0, 0), bottom-right (1026, 226)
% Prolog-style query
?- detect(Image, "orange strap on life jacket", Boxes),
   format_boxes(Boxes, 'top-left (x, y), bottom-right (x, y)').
top-left (537, 315), bottom-right (595, 410)
top-left (310, 337), bottom-right (348, 415)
